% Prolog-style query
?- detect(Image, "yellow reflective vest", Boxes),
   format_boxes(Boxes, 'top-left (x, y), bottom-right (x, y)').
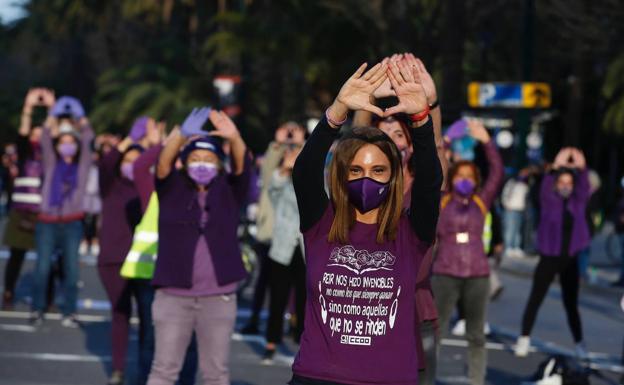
top-left (120, 192), bottom-right (159, 279)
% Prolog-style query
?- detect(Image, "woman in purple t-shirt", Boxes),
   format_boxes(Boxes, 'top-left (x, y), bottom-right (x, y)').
top-left (290, 61), bottom-right (442, 385)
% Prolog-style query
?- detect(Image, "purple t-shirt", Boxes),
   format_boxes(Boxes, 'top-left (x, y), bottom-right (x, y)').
top-left (292, 207), bottom-right (429, 385)
top-left (165, 190), bottom-right (237, 297)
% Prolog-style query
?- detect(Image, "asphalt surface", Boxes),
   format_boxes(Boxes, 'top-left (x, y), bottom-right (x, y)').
top-left (0, 250), bottom-right (623, 385)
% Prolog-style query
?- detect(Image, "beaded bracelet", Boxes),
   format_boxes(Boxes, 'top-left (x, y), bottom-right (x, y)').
top-left (325, 107), bottom-right (347, 127)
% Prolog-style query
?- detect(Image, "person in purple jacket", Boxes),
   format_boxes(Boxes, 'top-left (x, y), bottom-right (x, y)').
top-left (515, 147), bottom-right (591, 359)
top-left (97, 116), bottom-right (161, 385)
top-left (31, 96), bottom-right (94, 328)
top-left (291, 60), bottom-right (442, 385)
top-left (147, 108), bottom-right (250, 385)
top-left (129, 124), bottom-right (199, 385)
top-left (431, 119), bottom-right (504, 385)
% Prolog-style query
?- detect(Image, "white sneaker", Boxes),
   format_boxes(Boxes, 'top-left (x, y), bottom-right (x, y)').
top-left (515, 335), bottom-right (531, 357)
top-left (451, 319), bottom-right (466, 336)
top-left (484, 322), bottom-right (491, 336)
top-left (29, 311), bottom-right (44, 327)
top-left (79, 242), bottom-right (88, 256)
top-left (61, 315), bottom-right (80, 328)
top-left (575, 342), bottom-right (589, 360)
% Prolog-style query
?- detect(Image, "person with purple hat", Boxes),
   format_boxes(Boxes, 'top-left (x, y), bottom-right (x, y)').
top-left (290, 59), bottom-right (441, 385)
top-left (31, 95), bottom-right (94, 327)
top-left (146, 107), bottom-right (251, 385)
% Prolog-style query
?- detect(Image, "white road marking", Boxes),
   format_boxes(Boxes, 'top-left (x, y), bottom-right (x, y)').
top-left (0, 324), bottom-right (37, 332)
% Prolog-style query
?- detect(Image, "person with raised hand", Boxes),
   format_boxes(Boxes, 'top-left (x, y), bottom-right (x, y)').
top-left (261, 142), bottom-right (307, 364)
top-left (31, 95), bottom-right (94, 328)
top-left (96, 116), bottom-right (155, 385)
top-left (147, 107), bottom-right (251, 385)
top-left (2, 88), bottom-right (53, 310)
top-left (431, 118), bottom-right (503, 385)
top-left (290, 61), bottom-right (442, 385)
top-left (240, 121), bottom-right (307, 337)
top-left (516, 147), bottom-right (591, 359)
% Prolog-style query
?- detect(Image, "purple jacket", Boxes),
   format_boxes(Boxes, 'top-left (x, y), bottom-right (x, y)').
top-left (39, 124), bottom-right (94, 221)
top-left (152, 155), bottom-right (252, 288)
top-left (133, 144), bottom-right (162, 212)
top-left (433, 141), bottom-right (504, 278)
top-left (97, 148), bottom-right (142, 266)
top-left (536, 169), bottom-right (591, 256)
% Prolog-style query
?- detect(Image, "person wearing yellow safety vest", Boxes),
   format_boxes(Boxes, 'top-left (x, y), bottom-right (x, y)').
top-left (97, 116), bottom-right (154, 385)
top-left (431, 120), bottom-right (504, 385)
top-left (121, 125), bottom-right (198, 385)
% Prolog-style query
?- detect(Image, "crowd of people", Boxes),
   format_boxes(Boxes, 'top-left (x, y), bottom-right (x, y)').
top-left (0, 52), bottom-right (621, 385)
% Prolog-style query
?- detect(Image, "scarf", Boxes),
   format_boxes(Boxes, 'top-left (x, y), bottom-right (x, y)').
top-left (49, 160), bottom-right (78, 207)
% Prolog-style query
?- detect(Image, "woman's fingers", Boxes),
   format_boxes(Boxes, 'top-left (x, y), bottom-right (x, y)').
top-left (387, 66), bottom-right (401, 90)
top-left (371, 73), bottom-right (388, 91)
top-left (398, 61), bottom-right (415, 83)
top-left (384, 104), bottom-right (404, 116)
top-left (388, 64), bottom-right (404, 87)
top-left (363, 103), bottom-right (385, 117)
top-left (368, 64), bottom-right (387, 85)
top-left (351, 62), bottom-right (368, 79)
top-left (363, 62), bottom-right (383, 81)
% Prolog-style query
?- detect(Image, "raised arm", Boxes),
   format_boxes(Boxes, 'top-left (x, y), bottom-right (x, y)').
top-left (208, 110), bottom-right (246, 176)
top-left (156, 129), bottom-right (186, 180)
top-left (134, 143), bottom-right (162, 212)
top-left (540, 172), bottom-right (558, 207)
top-left (98, 147), bottom-right (123, 198)
top-left (570, 149), bottom-right (590, 203)
top-left (405, 53), bottom-right (448, 189)
top-left (40, 124), bottom-right (57, 169)
top-left (261, 142), bottom-right (286, 188)
top-left (468, 120), bottom-right (503, 208)
top-left (408, 119), bottom-right (442, 244)
top-left (292, 117), bottom-right (338, 232)
top-left (295, 62), bottom-right (387, 232)
top-left (384, 58), bottom-right (443, 243)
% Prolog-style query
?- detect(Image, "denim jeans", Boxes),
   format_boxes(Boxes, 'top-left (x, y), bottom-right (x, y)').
top-left (504, 209), bottom-right (523, 250)
top-left (33, 221), bottom-right (82, 315)
top-left (134, 282), bottom-right (198, 385)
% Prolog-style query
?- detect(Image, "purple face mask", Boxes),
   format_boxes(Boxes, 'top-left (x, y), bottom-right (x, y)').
top-left (453, 178), bottom-right (476, 197)
top-left (187, 162), bottom-right (218, 186)
top-left (58, 142), bottom-right (78, 158)
top-left (347, 177), bottom-right (390, 213)
top-left (557, 186), bottom-right (573, 199)
top-left (121, 162), bottom-right (134, 181)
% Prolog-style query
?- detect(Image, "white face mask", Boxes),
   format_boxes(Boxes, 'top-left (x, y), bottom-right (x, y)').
top-left (59, 122), bottom-right (74, 134)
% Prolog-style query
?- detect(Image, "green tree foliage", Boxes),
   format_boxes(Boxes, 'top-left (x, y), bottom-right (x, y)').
top-left (0, 0), bottom-right (623, 151)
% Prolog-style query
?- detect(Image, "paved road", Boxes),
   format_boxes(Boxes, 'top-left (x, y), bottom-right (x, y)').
top-left (0, 253), bottom-right (622, 385)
